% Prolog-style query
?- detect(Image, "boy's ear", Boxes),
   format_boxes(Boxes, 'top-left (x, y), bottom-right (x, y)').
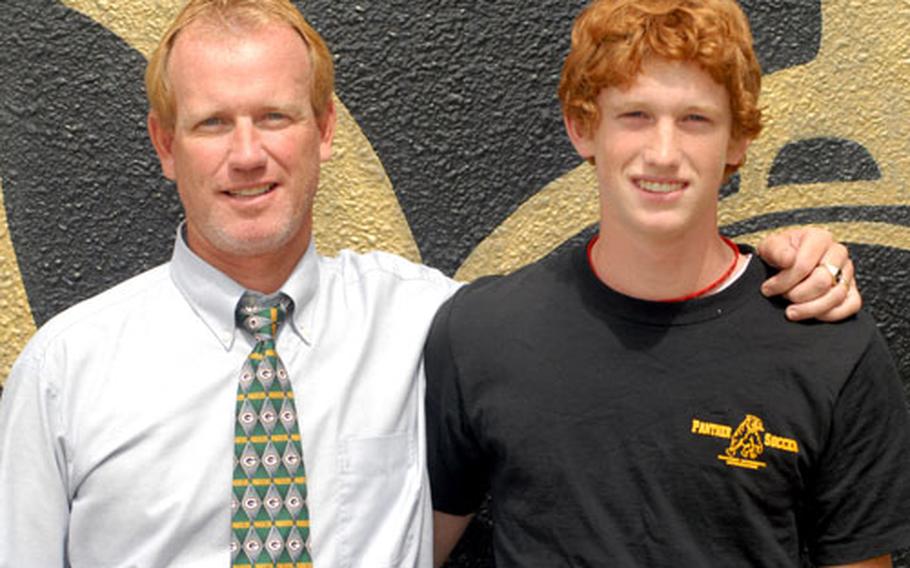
top-left (564, 112), bottom-right (596, 161)
top-left (726, 136), bottom-right (751, 169)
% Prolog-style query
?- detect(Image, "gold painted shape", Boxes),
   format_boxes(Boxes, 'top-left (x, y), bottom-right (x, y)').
top-left (314, 97), bottom-right (421, 260)
top-left (456, 163), bottom-right (598, 281)
top-left (723, 1), bottom-right (910, 228)
top-left (63, 0), bottom-right (421, 262)
top-left (0, 179), bottom-right (37, 385)
top-left (458, 1), bottom-right (910, 279)
top-left (62, 0), bottom-right (183, 59)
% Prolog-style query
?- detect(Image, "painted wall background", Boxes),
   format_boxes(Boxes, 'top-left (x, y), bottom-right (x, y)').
top-left (0, 0), bottom-right (908, 565)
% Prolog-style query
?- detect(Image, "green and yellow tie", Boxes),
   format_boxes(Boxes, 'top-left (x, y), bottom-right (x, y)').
top-left (231, 292), bottom-right (312, 568)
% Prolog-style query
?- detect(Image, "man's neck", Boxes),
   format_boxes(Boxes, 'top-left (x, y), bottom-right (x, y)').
top-left (186, 232), bottom-right (311, 295)
top-left (590, 224), bottom-right (743, 302)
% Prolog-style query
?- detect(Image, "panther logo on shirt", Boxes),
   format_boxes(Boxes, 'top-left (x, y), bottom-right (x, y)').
top-left (725, 414), bottom-right (765, 461)
top-left (691, 414), bottom-right (799, 471)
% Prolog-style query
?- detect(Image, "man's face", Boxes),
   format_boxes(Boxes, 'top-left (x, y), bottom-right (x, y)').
top-left (567, 58), bottom-right (748, 241)
top-left (149, 21), bottom-right (334, 268)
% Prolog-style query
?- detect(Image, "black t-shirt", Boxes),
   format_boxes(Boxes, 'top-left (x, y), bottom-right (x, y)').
top-left (425, 243), bottom-right (910, 567)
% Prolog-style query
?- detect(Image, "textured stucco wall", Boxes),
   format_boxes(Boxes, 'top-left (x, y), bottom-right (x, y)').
top-left (0, 0), bottom-right (908, 565)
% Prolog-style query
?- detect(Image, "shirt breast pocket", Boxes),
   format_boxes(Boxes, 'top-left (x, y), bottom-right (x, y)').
top-left (338, 433), bottom-right (419, 567)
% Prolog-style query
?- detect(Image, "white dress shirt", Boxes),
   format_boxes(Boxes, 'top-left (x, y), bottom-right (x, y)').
top-left (0, 230), bottom-right (460, 567)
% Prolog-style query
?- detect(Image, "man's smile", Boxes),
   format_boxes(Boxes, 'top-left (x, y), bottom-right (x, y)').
top-left (224, 183), bottom-right (277, 198)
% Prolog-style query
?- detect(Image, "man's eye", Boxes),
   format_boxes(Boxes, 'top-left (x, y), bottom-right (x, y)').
top-left (621, 111), bottom-right (647, 119)
top-left (684, 114), bottom-right (709, 123)
top-left (198, 117), bottom-right (225, 129)
top-left (261, 112), bottom-right (292, 126)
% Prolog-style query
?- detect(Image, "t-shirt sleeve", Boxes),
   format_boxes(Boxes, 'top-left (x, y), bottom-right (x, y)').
top-left (423, 292), bottom-right (490, 516)
top-left (806, 330), bottom-right (910, 565)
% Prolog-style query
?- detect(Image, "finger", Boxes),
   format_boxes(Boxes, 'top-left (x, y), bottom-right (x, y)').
top-left (779, 247), bottom-right (849, 304)
top-left (814, 278), bottom-right (863, 323)
top-left (784, 254), bottom-right (852, 305)
top-left (819, 261), bottom-right (844, 287)
top-left (818, 243), bottom-right (850, 286)
top-left (784, 279), bottom-right (848, 321)
top-left (759, 228), bottom-right (834, 296)
top-left (756, 229), bottom-right (800, 270)
top-left (789, 279), bottom-right (862, 322)
top-left (762, 239), bottom-right (848, 297)
top-left (785, 259), bottom-right (858, 321)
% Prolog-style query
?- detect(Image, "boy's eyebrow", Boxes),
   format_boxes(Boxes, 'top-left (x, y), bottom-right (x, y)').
top-left (605, 92), bottom-right (728, 111)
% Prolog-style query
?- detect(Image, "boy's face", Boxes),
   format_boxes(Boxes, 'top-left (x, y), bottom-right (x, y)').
top-left (567, 58), bottom-right (749, 241)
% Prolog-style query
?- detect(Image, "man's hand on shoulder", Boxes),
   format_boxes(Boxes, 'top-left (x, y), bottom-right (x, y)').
top-left (757, 227), bottom-right (862, 322)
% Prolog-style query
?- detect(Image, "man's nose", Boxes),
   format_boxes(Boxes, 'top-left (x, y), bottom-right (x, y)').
top-left (229, 120), bottom-right (267, 170)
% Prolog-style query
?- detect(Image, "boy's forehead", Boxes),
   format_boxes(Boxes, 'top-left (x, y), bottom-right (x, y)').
top-left (602, 58), bottom-right (731, 106)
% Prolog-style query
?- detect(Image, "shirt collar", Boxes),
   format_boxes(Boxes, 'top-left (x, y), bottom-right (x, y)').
top-left (277, 238), bottom-right (319, 346)
top-left (169, 225), bottom-right (320, 350)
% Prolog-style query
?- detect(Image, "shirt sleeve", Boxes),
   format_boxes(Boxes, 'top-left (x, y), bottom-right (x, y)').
top-left (423, 292), bottom-right (490, 516)
top-left (806, 329), bottom-right (910, 565)
top-left (0, 340), bottom-right (70, 566)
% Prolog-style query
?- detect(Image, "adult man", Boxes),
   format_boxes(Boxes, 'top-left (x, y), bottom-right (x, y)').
top-left (0, 1), bottom-right (458, 566)
top-left (0, 0), bottom-right (862, 566)
top-left (426, 0), bottom-right (910, 566)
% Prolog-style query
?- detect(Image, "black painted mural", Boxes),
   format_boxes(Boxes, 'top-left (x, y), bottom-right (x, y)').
top-left (1, 1), bottom-right (908, 565)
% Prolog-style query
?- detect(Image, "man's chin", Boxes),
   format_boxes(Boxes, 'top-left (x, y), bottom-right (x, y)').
top-left (189, 224), bottom-right (308, 262)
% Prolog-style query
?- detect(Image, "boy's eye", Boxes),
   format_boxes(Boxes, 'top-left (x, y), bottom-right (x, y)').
top-left (684, 114), bottom-right (710, 123)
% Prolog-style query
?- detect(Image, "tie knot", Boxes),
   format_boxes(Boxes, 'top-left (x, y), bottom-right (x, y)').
top-left (236, 292), bottom-right (293, 341)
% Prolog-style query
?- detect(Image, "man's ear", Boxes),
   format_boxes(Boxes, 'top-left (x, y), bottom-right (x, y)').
top-left (148, 112), bottom-right (177, 181)
top-left (318, 99), bottom-right (337, 163)
top-left (564, 112), bottom-right (596, 161)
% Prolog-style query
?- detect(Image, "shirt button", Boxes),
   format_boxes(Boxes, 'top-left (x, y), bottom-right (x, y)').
top-left (222, 331), bottom-right (233, 343)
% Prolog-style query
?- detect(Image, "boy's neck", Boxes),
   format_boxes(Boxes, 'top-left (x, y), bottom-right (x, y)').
top-left (589, 223), bottom-right (745, 302)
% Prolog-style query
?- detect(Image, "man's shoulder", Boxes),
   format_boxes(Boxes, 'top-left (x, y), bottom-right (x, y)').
top-left (25, 263), bottom-right (172, 350)
top-left (318, 248), bottom-right (460, 294)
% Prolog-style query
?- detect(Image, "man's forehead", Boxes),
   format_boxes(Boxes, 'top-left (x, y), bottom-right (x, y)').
top-left (171, 17), bottom-right (301, 51)
top-left (165, 22), bottom-right (313, 119)
top-left (165, 20), bottom-right (311, 79)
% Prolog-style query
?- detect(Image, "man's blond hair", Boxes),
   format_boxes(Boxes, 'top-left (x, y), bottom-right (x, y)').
top-left (145, 0), bottom-right (334, 129)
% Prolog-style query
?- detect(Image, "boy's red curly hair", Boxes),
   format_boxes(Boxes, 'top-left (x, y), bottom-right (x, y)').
top-left (560, 0), bottom-right (763, 173)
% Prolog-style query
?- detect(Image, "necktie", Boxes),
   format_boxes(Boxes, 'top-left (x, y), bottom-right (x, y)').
top-left (231, 292), bottom-right (312, 568)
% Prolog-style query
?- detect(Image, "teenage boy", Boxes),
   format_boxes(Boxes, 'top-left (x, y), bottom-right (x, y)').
top-left (426, 1), bottom-right (910, 566)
